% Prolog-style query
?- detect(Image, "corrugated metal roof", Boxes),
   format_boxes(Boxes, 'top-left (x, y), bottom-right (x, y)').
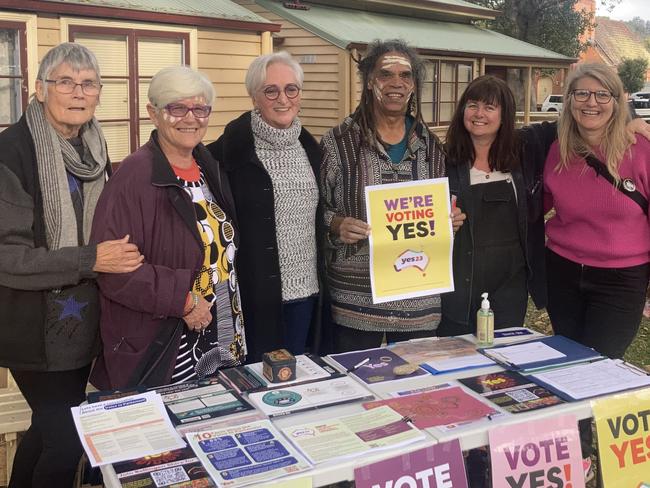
top-left (258, 0), bottom-right (573, 63)
top-left (44, 0), bottom-right (273, 24)
top-left (595, 17), bottom-right (650, 66)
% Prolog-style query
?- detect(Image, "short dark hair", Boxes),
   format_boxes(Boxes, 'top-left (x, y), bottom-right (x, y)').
top-left (352, 39), bottom-right (426, 146)
top-left (445, 75), bottom-right (519, 172)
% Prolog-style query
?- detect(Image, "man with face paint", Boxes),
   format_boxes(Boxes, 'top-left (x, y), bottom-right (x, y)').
top-left (320, 39), bottom-right (466, 352)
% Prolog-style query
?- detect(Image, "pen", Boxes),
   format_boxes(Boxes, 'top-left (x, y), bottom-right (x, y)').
top-left (348, 357), bottom-right (370, 373)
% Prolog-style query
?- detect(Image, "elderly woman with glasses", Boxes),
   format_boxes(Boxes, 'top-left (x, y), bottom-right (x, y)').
top-left (208, 51), bottom-right (326, 362)
top-left (90, 66), bottom-right (245, 390)
top-left (0, 42), bottom-right (143, 487)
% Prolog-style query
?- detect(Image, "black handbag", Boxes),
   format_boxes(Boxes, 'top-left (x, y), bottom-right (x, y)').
top-left (127, 319), bottom-right (183, 387)
top-left (584, 154), bottom-right (648, 215)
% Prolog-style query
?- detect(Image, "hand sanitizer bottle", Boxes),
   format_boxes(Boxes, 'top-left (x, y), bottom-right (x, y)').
top-left (476, 292), bottom-right (494, 347)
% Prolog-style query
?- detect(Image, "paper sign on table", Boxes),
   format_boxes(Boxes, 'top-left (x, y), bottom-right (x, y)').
top-left (365, 178), bottom-right (454, 303)
top-left (71, 391), bottom-right (185, 466)
top-left (354, 440), bottom-right (467, 488)
top-left (592, 388), bottom-right (650, 487)
top-left (489, 414), bottom-right (584, 488)
top-left (185, 419), bottom-right (311, 488)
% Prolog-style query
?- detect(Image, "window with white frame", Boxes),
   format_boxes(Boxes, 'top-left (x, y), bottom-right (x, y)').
top-left (422, 59), bottom-right (473, 126)
top-left (70, 26), bottom-right (189, 163)
top-left (0, 21), bottom-right (27, 130)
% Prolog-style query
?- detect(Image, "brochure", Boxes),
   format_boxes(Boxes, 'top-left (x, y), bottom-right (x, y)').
top-left (155, 377), bottom-right (254, 430)
top-left (71, 391), bottom-right (185, 466)
top-left (329, 348), bottom-right (427, 384)
top-left (112, 446), bottom-right (215, 487)
top-left (362, 386), bottom-right (495, 429)
top-left (246, 354), bottom-right (340, 389)
top-left (458, 370), bottom-right (565, 413)
top-left (281, 405), bottom-right (425, 464)
top-left (185, 419), bottom-right (311, 487)
top-left (247, 376), bottom-right (374, 417)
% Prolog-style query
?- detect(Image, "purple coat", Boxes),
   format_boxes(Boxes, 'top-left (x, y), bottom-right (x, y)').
top-left (89, 133), bottom-right (238, 390)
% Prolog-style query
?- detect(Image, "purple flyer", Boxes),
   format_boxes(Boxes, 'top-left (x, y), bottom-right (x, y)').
top-left (354, 440), bottom-right (468, 488)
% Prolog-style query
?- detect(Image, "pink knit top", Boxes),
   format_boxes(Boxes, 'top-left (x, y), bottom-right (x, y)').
top-left (543, 136), bottom-right (650, 268)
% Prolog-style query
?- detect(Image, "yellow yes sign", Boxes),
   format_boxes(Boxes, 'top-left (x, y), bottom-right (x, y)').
top-left (593, 388), bottom-right (650, 487)
top-left (365, 178), bottom-right (454, 304)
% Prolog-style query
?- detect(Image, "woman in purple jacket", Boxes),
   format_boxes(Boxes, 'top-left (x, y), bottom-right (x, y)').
top-left (90, 66), bottom-right (246, 389)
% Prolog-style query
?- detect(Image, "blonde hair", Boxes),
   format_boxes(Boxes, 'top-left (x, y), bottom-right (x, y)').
top-left (557, 63), bottom-right (631, 181)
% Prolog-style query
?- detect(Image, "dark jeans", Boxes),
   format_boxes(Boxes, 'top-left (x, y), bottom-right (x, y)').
top-left (546, 249), bottom-right (650, 457)
top-left (282, 296), bottom-right (316, 355)
top-left (546, 248), bottom-right (649, 359)
top-left (334, 323), bottom-right (435, 353)
top-left (9, 364), bottom-right (91, 488)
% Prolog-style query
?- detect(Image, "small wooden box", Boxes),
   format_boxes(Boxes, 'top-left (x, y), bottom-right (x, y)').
top-left (262, 349), bottom-right (296, 383)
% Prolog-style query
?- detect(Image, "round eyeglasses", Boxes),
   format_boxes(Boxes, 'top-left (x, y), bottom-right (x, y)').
top-left (261, 84), bottom-right (301, 101)
top-left (164, 103), bottom-right (212, 118)
top-left (44, 78), bottom-right (102, 96)
top-left (571, 89), bottom-right (614, 104)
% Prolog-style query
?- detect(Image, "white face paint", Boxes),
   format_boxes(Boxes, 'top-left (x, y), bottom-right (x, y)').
top-left (381, 55), bottom-right (412, 71)
top-left (369, 52), bottom-right (415, 116)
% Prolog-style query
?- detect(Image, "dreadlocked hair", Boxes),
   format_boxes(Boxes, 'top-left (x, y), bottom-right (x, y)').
top-left (350, 39), bottom-right (427, 147)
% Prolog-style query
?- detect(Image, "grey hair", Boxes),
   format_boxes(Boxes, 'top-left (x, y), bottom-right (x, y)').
top-left (37, 42), bottom-right (101, 100)
top-left (245, 51), bottom-right (304, 97)
top-left (148, 66), bottom-right (215, 109)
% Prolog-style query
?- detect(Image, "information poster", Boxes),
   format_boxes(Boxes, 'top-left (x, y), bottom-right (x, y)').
top-left (354, 440), bottom-right (467, 488)
top-left (365, 178), bottom-right (454, 303)
top-left (592, 389), bottom-right (650, 487)
top-left (489, 415), bottom-right (584, 488)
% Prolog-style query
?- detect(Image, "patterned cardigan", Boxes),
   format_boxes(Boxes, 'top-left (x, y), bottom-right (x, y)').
top-left (320, 116), bottom-right (446, 332)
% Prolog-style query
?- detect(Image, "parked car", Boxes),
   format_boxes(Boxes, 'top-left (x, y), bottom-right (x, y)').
top-left (541, 94), bottom-right (563, 112)
top-left (632, 92), bottom-right (650, 109)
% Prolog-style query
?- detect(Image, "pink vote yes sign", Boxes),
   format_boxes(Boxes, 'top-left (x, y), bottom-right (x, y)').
top-left (354, 439), bottom-right (467, 488)
top-left (489, 414), bottom-right (584, 488)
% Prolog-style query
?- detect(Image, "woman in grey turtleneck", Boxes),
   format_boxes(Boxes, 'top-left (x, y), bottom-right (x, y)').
top-left (208, 51), bottom-right (327, 362)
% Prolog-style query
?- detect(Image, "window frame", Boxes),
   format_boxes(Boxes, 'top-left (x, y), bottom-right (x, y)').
top-left (0, 20), bottom-right (28, 129)
top-left (422, 58), bottom-right (474, 126)
top-left (69, 24), bottom-right (190, 154)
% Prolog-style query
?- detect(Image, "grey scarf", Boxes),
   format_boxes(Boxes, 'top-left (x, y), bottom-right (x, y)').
top-left (25, 99), bottom-right (107, 249)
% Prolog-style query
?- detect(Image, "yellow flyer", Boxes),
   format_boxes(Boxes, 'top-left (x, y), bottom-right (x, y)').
top-left (365, 178), bottom-right (454, 304)
top-left (592, 388), bottom-right (650, 487)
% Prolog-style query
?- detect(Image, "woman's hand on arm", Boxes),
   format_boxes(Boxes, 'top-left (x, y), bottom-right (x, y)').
top-left (182, 295), bottom-right (213, 332)
top-left (93, 234), bottom-right (144, 273)
top-left (331, 215), bottom-right (371, 244)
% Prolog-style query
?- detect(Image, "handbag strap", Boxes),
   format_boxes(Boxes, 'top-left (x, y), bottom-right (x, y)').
top-left (584, 155), bottom-right (648, 215)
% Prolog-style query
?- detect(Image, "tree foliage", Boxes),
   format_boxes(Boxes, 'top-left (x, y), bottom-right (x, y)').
top-left (466, 0), bottom-right (595, 57)
top-left (618, 57), bottom-right (648, 94)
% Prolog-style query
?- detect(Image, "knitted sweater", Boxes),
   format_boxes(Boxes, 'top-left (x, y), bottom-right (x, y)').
top-left (320, 116), bottom-right (446, 332)
top-left (251, 110), bottom-right (319, 302)
top-left (543, 137), bottom-right (650, 267)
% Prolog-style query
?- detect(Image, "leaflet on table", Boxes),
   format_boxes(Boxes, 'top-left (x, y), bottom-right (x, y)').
top-left (458, 370), bottom-right (565, 413)
top-left (529, 358), bottom-right (650, 401)
top-left (185, 419), bottom-right (311, 488)
top-left (362, 386), bottom-right (495, 429)
top-left (387, 382), bottom-right (454, 397)
top-left (388, 336), bottom-right (495, 374)
top-left (247, 376), bottom-right (374, 417)
top-left (281, 405), bottom-right (424, 465)
top-left (112, 446), bottom-right (215, 487)
top-left (479, 335), bottom-right (602, 372)
top-left (154, 377), bottom-right (255, 429)
top-left (328, 348), bottom-right (427, 384)
top-left (71, 391), bottom-right (185, 467)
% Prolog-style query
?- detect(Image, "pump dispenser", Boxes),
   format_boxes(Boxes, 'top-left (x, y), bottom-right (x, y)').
top-left (476, 292), bottom-right (494, 347)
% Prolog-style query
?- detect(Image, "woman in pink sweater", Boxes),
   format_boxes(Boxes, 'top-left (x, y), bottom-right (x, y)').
top-left (544, 63), bottom-right (650, 359)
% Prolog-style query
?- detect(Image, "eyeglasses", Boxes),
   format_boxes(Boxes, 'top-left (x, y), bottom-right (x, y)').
top-left (261, 84), bottom-right (301, 101)
top-left (164, 103), bottom-right (212, 118)
top-left (44, 78), bottom-right (102, 95)
top-left (571, 89), bottom-right (614, 104)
